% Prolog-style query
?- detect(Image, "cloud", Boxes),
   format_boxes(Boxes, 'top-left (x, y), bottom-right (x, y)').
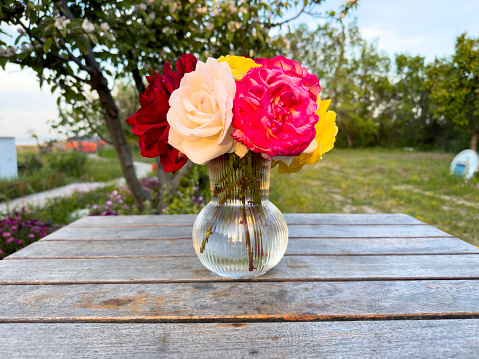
top-left (0, 64), bottom-right (58, 139)
top-left (360, 23), bottom-right (425, 57)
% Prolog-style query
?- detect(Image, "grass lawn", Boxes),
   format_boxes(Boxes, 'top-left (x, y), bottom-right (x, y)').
top-left (98, 147), bottom-right (155, 164)
top-left (83, 156), bottom-right (124, 182)
top-left (270, 148), bottom-right (479, 247)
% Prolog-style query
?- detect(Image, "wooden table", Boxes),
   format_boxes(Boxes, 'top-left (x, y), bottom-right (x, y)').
top-left (1, 213), bottom-right (478, 358)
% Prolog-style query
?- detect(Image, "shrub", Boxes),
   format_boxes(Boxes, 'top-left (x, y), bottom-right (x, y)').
top-left (47, 152), bottom-right (87, 177)
top-left (18, 154), bottom-right (43, 175)
top-left (0, 173), bottom-right (66, 201)
top-left (1, 167), bottom-right (210, 258)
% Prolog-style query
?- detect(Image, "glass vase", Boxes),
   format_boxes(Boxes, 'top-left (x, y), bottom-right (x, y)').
top-left (192, 152), bottom-right (288, 279)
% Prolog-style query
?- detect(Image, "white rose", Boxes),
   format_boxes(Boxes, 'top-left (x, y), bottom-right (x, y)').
top-left (167, 58), bottom-right (243, 164)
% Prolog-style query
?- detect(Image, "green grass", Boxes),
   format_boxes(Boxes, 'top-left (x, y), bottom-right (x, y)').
top-left (270, 148), bottom-right (479, 247)
top-left (98, 147), bottom-right (154, 163)
top-left (83, 157), bottom-right (124, 182)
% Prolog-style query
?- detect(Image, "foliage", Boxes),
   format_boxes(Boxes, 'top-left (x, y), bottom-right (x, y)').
top-left (0, 153), bottom-right (123, 201)
top-left (0, 208), bottom-right (59, 259)
top-left (426, 34), bottom-right (479, 151)
top-left (0, 172), bottom-right (67, 202)
top-left (286, 21), bottom-right (391, 147)
top-left (0, 0), bottom-right (359, 210)
top-left (285, 22), bottom-right (478, 151)
top-left (18, 154), bottom-right (43, 175)
top-left (0, 165), bottom-right (209, 258)
top-left (163, 164), bottom-right (208, 214)
top-left (46, 152), bottom-right (87, 178)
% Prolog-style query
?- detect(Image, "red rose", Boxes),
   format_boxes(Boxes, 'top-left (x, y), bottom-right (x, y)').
top-left (126, 54), bottom-right (197, 173)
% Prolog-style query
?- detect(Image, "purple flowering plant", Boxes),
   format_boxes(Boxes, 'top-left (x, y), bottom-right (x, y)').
top-left (87, 176), bottom-right (206, 217)
top-left (0, 208), bottom-right (57, 259)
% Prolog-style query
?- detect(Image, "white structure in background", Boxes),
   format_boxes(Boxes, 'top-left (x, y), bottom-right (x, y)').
top-left (0, 137), bottom-right (18, 180)
top-left (450, 149), bottom-right (479, 180)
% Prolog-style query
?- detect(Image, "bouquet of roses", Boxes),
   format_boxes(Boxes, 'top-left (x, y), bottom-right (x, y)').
top-left (126, 54), bottom-right (338, 175)
top-left (127, 54), bottom-right (338, 273)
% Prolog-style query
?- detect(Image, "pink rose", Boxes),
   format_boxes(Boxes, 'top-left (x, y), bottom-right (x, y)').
top-left (254, 56), bottom-right (321, 100)
top-left (231, 65), bottom-right (319, 157)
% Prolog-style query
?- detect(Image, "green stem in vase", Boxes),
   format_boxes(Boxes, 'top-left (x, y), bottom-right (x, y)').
top-left (199, 204), bottom-right (221, 253)
top-left (199, 152), bottom-right (265, 270)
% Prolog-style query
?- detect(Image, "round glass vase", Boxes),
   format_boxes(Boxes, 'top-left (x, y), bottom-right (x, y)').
top-left (192, 152), bottom-right (288, 279)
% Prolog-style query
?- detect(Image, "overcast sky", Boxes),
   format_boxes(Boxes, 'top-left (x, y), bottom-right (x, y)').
top-left (1, 0), bottom-right (479, 145)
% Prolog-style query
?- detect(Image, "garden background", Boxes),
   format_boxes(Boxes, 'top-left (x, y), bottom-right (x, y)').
top-left (1, 0), bottom-right (478, 259)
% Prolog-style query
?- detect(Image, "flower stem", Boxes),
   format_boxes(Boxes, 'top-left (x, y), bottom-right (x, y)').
top-left (199, 204), bottom-right (221, 253)
top-left (242, 205), bottom-right (255, 271)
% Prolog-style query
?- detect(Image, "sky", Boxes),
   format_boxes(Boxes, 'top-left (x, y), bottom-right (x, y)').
top-left (1, 0), bottom-right (479, 145)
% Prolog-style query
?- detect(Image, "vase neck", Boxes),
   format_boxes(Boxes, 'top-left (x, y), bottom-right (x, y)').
top-left (208, 152), bottom-right (271, 205)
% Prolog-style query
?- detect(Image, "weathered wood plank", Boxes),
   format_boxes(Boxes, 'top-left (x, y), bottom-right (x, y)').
top-left (1, 255), bottom-right (479, 283)
top-left (6, 237), bottom-right (478, 259)
top-left (41, 224), bottom-right (450, 241)
top-left (0, 320), bottom-right (478, 358)
top-left (0, 280), bottom-right (478, 321)
top-left (69, 213), bottom-right (424, 227)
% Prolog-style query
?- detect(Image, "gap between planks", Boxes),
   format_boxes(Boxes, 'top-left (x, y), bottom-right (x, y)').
top-left (1, 312), bottom-right (479, 324)
top-left (1, 276), bottom-right (479, 285)
top-left (5, 252), bottom-right (479, 260)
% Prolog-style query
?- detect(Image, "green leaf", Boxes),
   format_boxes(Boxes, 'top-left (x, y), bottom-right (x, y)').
top-left (43, 38), bottom-right (53, 54)
top-left (88, 33), bottom-right (98, 45)
top-left (77, 40), bottom-right (90, 55)
top-left (0, 57), bottom-right (7, 70)
top-left (29, 10), bottom-right (38, 24)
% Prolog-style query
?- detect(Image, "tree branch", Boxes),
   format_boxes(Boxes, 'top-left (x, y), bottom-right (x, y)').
top-left (58, 0), bottom-right (102, 75)
top-left (12, 17), bottom-right (93, 73)
top-left (84, 115), bottom-right (113, 145)
top-left (268, 4), bottom-right (307, 28)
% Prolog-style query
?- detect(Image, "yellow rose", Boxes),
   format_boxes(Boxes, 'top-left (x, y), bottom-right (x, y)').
top-left (273, 97), bottom-right (338, 174)
top-left (217, 55), bottom-right (262, 80)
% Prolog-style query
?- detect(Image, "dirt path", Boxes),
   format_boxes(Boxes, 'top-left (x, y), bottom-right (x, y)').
top-left (393, 185), bottom-right (479, 209)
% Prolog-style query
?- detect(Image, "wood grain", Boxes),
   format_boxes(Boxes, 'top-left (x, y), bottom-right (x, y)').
top-left (41, 224), bottom-right (450, 241)
top-left (0, 280), bottom-right (478, 321)
top-left (1, 255), bottom-right (479, 284)
top-left (0, 320), bottom-right (478, 358)
top-left (6, 237), bottom-right (478, 259)
top-left (69, 213), bottom-right (425, 227)
top-left (0, 213), bottom-right (477, 357)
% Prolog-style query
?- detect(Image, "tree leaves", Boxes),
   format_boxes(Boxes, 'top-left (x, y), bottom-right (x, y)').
top-left (43, 38), bottom-right (53, 54)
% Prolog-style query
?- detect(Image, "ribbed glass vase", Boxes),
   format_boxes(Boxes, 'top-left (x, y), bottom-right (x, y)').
top-left (192, 152), bottom-right (288, 279)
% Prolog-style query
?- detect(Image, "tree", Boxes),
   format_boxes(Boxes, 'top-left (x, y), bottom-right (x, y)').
top-left (427, 34), bottom-right (479, 152)
top-left (0, 0), bottom-right (359, 210)
top-left (285, 20), bottom-right (390, 147)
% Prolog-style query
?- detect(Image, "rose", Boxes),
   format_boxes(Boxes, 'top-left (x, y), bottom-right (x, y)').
top-left (167, 58), bottom-right (245, 165)
top-left (126, 54), bottom-right (197, 172)
top-left (231, 64), bottom-right (319, 157)
top-left (273, 98), bottom-right (338, 174)
top-left (254, 56), bottom-right (321, 100)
